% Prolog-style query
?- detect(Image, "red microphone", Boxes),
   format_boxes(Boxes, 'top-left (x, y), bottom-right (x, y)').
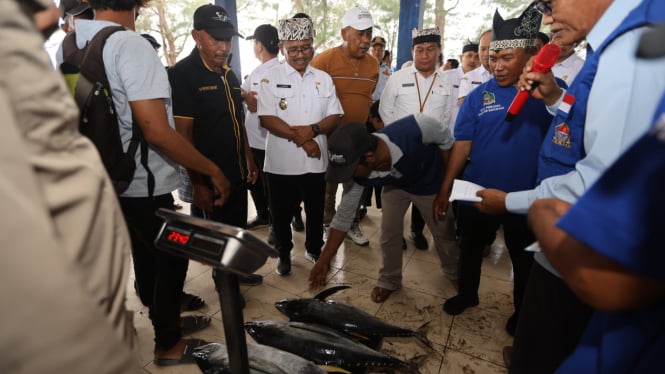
top-left (504, 43), bottom-right (561, 122)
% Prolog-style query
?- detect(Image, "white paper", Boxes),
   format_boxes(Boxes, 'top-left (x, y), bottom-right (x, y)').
top-left (448, 179), bottom-right (484, 202)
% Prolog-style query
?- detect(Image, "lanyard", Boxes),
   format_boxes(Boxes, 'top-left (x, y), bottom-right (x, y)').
top-left (414, 72), bottom-right (438, 113)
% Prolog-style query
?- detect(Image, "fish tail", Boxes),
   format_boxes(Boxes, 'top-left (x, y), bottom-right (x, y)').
top-left (415, 321), bottom-right (434, 350)
top-left (313, 285), bottom-right (351, 300)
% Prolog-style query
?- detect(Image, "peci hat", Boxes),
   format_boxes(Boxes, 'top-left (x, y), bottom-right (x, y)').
top-left (326, 123), bottom-right (375, 183)
top-left (412, 27), bottom-right (440, 46)
top-left (59, 0), bottom-right (90, 16)
top-left (247, 24), bottom-right (279, 53)
top-left (490, 3), bottom-right (542, 50)
top-left (371, 36), bottom-right (386, 47)
top-left (462, 42), bottom-right (479, 53)
top-left (193, 4), bottom-right (243, 40)
top-left (278, 17), bottom-right (313, 41)
top-left (342, 7), bottom-right (381, 31)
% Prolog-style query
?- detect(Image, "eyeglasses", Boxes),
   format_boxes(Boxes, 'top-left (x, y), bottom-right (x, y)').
top-left (534, 0), bottom-right (552, 16)
top-left (285, 46), bottom-right (313, 56)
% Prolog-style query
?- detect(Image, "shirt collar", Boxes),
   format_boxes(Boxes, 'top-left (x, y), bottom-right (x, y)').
top-left (586, 0), bottom-right (641, 51)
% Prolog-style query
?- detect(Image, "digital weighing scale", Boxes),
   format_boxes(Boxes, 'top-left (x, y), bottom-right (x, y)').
top-left (154, 208), bottom-right (278, 374)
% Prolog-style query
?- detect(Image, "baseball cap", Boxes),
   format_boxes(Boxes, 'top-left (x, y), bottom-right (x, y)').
top-left (326, 123), bottom-right (375, 183)
top-left (193, 4), bottom-right (243, 40)
top-left (247, 24), bottom-right (279, 52)
top-left (342, 7), bottom-right (381, 31)
top-left (59, 0), bottom-right (90, 16)
top-left (371, 36), bottom-right (386, 46)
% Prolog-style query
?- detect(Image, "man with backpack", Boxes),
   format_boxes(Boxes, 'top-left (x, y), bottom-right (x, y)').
top-left (66, 0), bottom-right (233, 366)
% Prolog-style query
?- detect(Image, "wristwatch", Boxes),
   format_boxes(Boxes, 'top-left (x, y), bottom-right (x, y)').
top-left (310, 123), bottom-right (321, 137)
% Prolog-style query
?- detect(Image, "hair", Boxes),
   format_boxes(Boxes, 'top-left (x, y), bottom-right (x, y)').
top-left (447, 58), bottom-right (459, 68)
top-left (292, 12), bottom-right (312, 20)
top-left (87, 0), bottom-right (150, 11)
top-left (537, 32), bottom-right (550, 45)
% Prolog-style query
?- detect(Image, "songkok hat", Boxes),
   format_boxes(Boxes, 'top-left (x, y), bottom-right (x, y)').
top-left (326, 123), bottom-right (375, 183)
top-left (278, 17), bottom-right (314, 41)
top-left (490, 3), bottom-right (542, 50)
top-left (462, 42), bottom-right (479, 53)
top-left (412, 27), bottom-right (441, 46)
top-left (193, 4), bottom-right (243, 40)
top-left (247, 24), bottom-right (279, 54)
top-left (342, 7), bottom-right (381, 31)
top-left (59, 0), bottom-right (90, 16)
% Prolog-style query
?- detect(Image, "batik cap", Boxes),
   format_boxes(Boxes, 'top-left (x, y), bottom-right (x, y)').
top-left (193, 4), bottom-right (243, 40)
top-left (490, 2), bottom-right (542, 50)
top-left (412, 27), bottom-right (440, 46)
top-left (342, 7), bottom-right (381, 31)
top-left (278, 18), bottom-right (313, 41)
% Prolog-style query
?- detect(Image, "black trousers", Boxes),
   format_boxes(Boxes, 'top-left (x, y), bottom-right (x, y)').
top-left (119, 193), bottom-right (186, 350)
top-left (456, 204), bottom-right (534, 316)
top-left (190, 184), bottom-right (248, 229)
top-left (265, 172), bottom-right (325, 258)
top-left (509, 261), bottom-right (593, 373)
top-left (410, 204), bottom-right (425, 234)
top-left (248, 148), bottom-right (269, 219)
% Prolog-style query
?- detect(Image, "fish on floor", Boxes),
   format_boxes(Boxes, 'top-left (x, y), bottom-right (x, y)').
top-left (275, 285), bottom-right (432, 350)
top-left (192, 341), bottom-right (326, 374)
top-left (245, 320), bottom-right (419, 373)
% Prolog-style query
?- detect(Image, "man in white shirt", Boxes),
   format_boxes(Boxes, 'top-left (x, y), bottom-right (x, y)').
top-left (551, 41), bottom-right (585, 86)
top-left (458, 30), bottom-right (493, 103)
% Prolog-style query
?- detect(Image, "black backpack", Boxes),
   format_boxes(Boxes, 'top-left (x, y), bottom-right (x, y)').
top-left (61, 26), bottom-right (153, 195)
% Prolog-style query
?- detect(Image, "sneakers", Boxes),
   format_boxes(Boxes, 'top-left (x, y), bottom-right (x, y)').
top-left (347, 223), bottom-right (369, 246)
top-left (408, 231), bottom-right (428, 250)
top-left (276, 258), bottom-right (291, 276)
top-left (247, 215), bottom-right (269, 229)
top-left (442, 295), bottom-right (479, 315)
top-left (267, 226), bottom-right (276, 245)
top-left (291, 213), bottom-right (304, 232)
top-left (305, 251), bottom-right (320, 264)
top-left (238, 273), bottom-right (263, 286)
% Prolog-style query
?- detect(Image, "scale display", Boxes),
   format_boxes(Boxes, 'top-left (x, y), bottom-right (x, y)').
top-left (154, 209), bottom-right (277, 274)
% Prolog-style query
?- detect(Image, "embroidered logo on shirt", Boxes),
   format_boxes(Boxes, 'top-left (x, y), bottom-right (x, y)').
top-left (482, 91), bottom-right (496, 105)
top-left (552, 123), bottom-right (572, 148)
top-left (198, 85), bottom-right (219, 92)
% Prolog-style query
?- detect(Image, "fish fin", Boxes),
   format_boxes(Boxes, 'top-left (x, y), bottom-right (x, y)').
top-left (313, 285), bottom-right (351, 301)
top-left (405, 354), bottom-right (428, 374)
top-left (415, 321), bottom-right (434, 351)
top-left (319, 364), bottom-right (351, 373)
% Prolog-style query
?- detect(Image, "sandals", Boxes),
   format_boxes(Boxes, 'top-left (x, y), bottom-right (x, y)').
top-left (181, 292), bottom-right (206, 312)
top-left (181, 315), bottom-right (211, 336)
top-left (154, 338), bottom-right (208, 366)
top-left (371, 286), bottom-right (396, 303)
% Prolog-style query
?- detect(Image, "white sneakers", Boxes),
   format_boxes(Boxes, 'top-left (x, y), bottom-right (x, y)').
top-left (346, 223), bottom-right (369, 246)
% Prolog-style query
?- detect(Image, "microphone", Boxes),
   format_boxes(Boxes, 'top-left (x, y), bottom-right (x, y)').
top-left (504, 43), bottom-right (561, 122)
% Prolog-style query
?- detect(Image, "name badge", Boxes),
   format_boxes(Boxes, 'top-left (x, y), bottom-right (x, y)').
top-left (276, 84), bottom-right (292, 88)
top-left (402, 83), bottom-right (415, 87)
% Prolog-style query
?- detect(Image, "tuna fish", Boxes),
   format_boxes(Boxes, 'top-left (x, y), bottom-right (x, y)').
top-left (274, 286), bottom-right (432, 350)
top-left (192, 341), bottom-right (326, 374)
top-left (244, 320), bottom-right (419, 373)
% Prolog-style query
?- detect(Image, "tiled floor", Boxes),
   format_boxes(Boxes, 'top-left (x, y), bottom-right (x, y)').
top-left (130, 194), bottom-right (514, 373)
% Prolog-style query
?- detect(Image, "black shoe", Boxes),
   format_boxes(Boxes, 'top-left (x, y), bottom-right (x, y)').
top-left (442, 295), bottom-right (479, 315)
top-left (267, 226), bottom-right (276, 245)
top-left (505, 313), bottom-right (518, 336)
top-left (291, 214), bottom-right (304, 232)
top-left (402, 237), bottom-right (407, 250)
top-left (238, 273), bottom-right (263, 286)
top-left (247, 215), bottom-right (269, 229)
top-left (276, 258), bottom-right (291, 276)
top-left (305, 251), bottom-right (320, 264)
top-left (409, 231), bottom-right (428, 250)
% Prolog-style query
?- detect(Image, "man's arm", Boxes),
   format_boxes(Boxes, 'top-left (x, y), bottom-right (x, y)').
top-left (130, 99), bottom-right (231, 205)
top-left (434, 140), bottom-right (471, 221)
top-left (529, 198), bottom-right (665, 311)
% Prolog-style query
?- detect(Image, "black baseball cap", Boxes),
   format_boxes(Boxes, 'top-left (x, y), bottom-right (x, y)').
top-left (193, 4), bottom-right (243, 40)
top-left (247, 24), bottom-right (279, 53)
top-left (326, 123), bottom-right (374, 183)
top-left (59, 0), bottom-right (90, 16)
top-left (371, 36), bottom-right (387, 46)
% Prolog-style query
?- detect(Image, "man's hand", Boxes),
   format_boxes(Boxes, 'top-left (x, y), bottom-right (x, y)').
top-left (308, 261), bottom-right (330, 289)
top-left (246, 160), bottom-right (259, 185)
top-left (291, 125), bottom-right (315, 146)
top-left (302, 140), bottom-right (321, 159)
top-left (433, 192), bottom-right (450, 224)
top-left (193, 183), bottom-right (213, 214)
top-left (244, 91), bottom-right (258, 113)
top-left (475, 188), bottom-right (508, 215)
top-left (518, 56), bottom-right (563, 106)
top-left (209, 170), bottom-right (231, 207)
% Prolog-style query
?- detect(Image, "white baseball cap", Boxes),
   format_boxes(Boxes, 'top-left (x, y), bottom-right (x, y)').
top-left (342, 7), bottom-right (381, 31)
